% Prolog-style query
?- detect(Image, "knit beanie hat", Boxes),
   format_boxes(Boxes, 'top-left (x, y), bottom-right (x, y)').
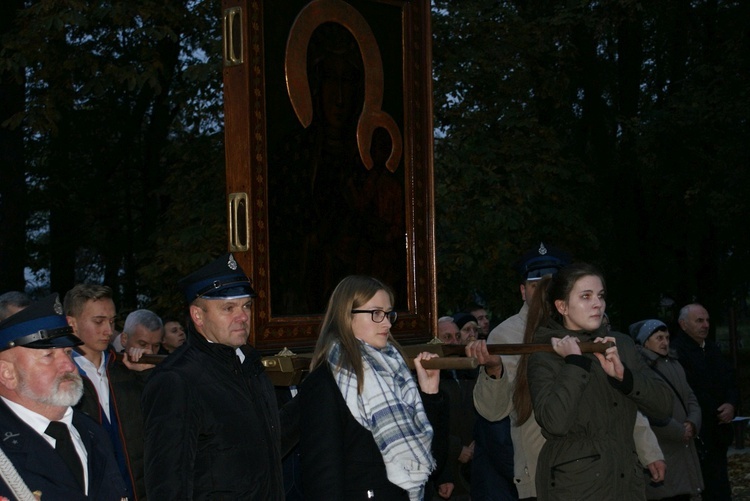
top-left (629, 319), bottom-right (667, 345)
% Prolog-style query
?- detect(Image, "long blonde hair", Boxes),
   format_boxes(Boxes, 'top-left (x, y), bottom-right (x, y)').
top-left (513, 263), bottom-right (606, 425)
top-left (309, 275), bottom-right (402, 393)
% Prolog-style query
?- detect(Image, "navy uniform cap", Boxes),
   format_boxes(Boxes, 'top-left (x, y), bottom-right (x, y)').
top-left (515, 242), bottom-right (570, 282)
top-left (0, 294), bottom-right (82, 351)
top-left (178, 253), bottom-right (257, 303)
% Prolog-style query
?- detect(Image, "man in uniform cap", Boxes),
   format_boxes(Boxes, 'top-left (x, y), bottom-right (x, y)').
top-left (0, 294), bottom-right (127, 500)
top-left (481, 242), bottom-right (570, 373)
top-left (142, 253), bottom-right (298, 500)
top-left (467, 242), bottom-right (569, 500)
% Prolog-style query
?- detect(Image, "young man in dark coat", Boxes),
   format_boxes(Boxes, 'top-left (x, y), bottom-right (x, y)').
top-left (66, 283), bottom-right (152, 499)
top-left (0, 294), bottom-right (127, 500)
top-left (74, 307), bottom-right (162, 500)
top-left (141, 253), bottom-right (298, 500)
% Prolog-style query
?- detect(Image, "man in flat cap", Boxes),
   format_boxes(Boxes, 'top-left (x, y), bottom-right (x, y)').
top-left (0, 294), bottom-right (127, 500)
top-left (142, 253), bottom-right (298, 500)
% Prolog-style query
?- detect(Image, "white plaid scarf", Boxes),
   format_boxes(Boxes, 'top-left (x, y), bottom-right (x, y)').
top-left (328, 340), bottom-right (435, 501)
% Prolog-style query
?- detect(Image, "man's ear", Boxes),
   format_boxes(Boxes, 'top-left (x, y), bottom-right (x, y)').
top-left (189, 305), bottom-right (203, 328)
top-left (120, 332), bottom-right (129, 347)
top-left (0, 359), bottom-right (18, 390)
top-left (66, 315), bottom-right (77, 333)
top-left (554, 299), bottom-right (567, 317)
top-left (520, 284), bottom-right (526, 302)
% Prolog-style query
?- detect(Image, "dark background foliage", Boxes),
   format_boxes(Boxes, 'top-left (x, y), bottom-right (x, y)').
top-left (0, 0), bottom-right (226, 319)
top-left (432, 0), bottom-right (750, 331)
top-left (1, 0), bottom-right (748, 334)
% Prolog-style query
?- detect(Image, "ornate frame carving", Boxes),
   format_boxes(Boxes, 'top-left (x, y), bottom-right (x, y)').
top-left (222, 0), bottom-right (435, 351)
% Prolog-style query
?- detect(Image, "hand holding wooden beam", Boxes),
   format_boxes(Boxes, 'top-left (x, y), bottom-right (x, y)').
top-left (402, 341), bottom-right (614, 359)
top-left (117, 341), bottom-right (613, 367)
top-left (116, 341), bottom-right (610, 380)
top-left (405, 356), bottom-right (478, 371)
top-left (113, 352), bottom-right (165, 365)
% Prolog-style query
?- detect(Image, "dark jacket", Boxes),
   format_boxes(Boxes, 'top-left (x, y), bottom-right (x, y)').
top-left (637, 347), bottom-right (704, 498)
top-left (528, 324), bottom-right (672, 501)
top-left (436, 368), bottom-right (477, 494)
top-left (0, 399), bottom-right (128, 501)
top-left (74, 347), bottom-right (148, 499)
top-left (141, 325), bottom-right (293, 500)
top-left (299, 363), bottom-right (447, 501)
top-left (671, 334), bottom-right (739, 449)
top-left (672, 333), bottom-right (737, 500)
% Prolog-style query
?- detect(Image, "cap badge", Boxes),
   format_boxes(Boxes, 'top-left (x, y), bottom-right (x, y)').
top-left (227, 255), bottom-right (238, 271)
top-left (538, 242), bottom-right (548, 256)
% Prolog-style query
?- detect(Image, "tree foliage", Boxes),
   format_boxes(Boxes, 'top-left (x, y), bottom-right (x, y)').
top-left (432, 0), bottom-right (750, 328)
top-left (0, 0), bottom-right (225, 319)
top-left (1, 0), bottom-right (748, 333)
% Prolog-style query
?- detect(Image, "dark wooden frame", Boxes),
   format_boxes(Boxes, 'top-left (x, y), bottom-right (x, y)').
top-left (222, 0), bottom-right (436, 351)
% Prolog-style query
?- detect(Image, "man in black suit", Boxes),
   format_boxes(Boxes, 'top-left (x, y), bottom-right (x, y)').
top-left (0, 294), bottom-right (127, 500)
top-left (142, 253), bottom-right (298, 500)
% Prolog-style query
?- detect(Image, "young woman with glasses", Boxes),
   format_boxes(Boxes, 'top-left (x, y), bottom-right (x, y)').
top-left (299, 275), bottom-right (447, 501)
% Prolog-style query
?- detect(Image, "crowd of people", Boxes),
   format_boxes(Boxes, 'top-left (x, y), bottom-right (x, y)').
top-left (0, 244), bottom-right (741, 500)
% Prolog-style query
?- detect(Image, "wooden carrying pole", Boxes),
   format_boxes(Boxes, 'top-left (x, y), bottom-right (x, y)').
top-left (113, 352), bottom-right (477, 371)
top-left (114, 341), bottom-right (614, 385)
top-left (115, 341), bottom-right (612, 369)
top-left (401, 341), bottom-right (614, 362)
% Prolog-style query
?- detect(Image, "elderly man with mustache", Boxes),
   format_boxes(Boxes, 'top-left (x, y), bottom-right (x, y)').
top-left (0, 294), bottom-right (127, 500)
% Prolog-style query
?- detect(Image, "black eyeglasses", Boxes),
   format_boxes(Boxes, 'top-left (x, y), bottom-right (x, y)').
top-left (351, 309), bottom-right (398, 324)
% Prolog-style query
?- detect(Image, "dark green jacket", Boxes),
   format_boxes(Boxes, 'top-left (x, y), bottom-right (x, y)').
top-left (528, 323), bottom-right (671, 500)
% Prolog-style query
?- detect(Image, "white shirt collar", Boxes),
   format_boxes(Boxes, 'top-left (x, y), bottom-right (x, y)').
top-left (1, 397), bottom-right (89, 492)
top-left (72, 350), bottom-right (106, 373)
top-left (205, 338), bottom-right (245, 363)
top-left (1, 396), bottom-right (74, 434)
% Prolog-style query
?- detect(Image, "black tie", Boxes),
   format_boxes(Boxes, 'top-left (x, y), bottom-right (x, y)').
top-left (45, 421), bottom-right (84, 490)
